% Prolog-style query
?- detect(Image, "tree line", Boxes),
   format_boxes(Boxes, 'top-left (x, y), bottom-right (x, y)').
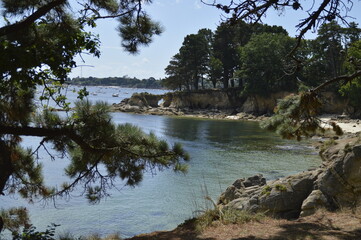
top-left (162, 20), bottom-right (361, 101)
top-left (70, 76), bottom-right (162, 89)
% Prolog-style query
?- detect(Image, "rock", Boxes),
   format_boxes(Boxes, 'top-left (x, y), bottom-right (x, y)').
top-left (316, 144), bottom-right (361, 207)
top-left (300, 190), bottom-right (328, 217)
top-left (218, 175), bottom-right (265, 205)
top-left (218, 185), bottom-right (242, 205)
top-left (240, 92), bottom-right (292, 115)
top-left (219, 171), bottom-right (321, 219)
top-left (243, 174), bottom-right (266, 187)
top-left (128, 92), bottom-right (163, 108)
top-left (257, 171), bottom-right (318, 219)
top-left (218, 137), bottom-right (361, 220)
top-left (232, 178), bottom-right (246, 189)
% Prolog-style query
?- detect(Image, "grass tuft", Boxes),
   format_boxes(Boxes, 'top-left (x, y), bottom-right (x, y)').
top-left (195, 207), bottom-right (265, 232)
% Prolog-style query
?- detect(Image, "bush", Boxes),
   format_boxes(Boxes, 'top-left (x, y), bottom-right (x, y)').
top-left (12, 224), bottom-right (59, 240)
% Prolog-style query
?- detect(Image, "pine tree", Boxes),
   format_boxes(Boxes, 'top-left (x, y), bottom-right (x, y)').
top-left (0, 0), bottom-right (188, 233)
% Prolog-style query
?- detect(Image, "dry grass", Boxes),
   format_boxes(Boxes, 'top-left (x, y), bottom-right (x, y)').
top-left (126, 207), bottom-right (361, 240)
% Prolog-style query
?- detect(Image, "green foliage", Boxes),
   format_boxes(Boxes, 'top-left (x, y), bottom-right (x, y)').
top-left (261, 185), bottom-right (272, 196)
top-left (238, 32), bottom-right (298, 95)
top-left (274, 184), bottom-right (287, 192)
top-left (0, 0), bottom-right (188, 215)
top-left (164, 21), bottom-right (292, 91)
top-left (12, 224), bottom-right (59, 240)
top-left (339, 40), bottom-right (361, 114)
top-left (261, 93), bottom-right (327, 140)
top-left (70, 77), bottom-right (162, 89)
top-left (118, 13), bottom-right (163, 53)
top-left (43, 100), bottom-right (189, 203)
top-left (164, 29), bottom-right (212, 91)
top-left (0, 208), bottom-right (30, 235)
top-left (301, 21), bottom-right (360, 89)
top-left (208, 56), bottom-right (223, 88)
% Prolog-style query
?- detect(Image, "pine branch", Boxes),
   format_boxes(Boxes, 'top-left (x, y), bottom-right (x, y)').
top-left (312, 70), bottom-right (361, 93)
top-left (0, 125), bottom-right (181, 159)
top-left (0, 125), bottom-right (103, 154)
top-left (0, 0), bottom-right (66, 37)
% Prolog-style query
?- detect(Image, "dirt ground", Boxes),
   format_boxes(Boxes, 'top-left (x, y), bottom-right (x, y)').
top-left (126, 209), bottom-right (361, 240)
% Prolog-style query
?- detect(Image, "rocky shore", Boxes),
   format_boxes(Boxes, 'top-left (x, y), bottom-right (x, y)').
top-left (111, 91), bottom-right (271, 121)
top-left (218, 131), bottom-right (361, 218)
top-left (116, 91), bottom-right (361, 240)
top-left (112, 88), bottom-right (355, 124)
top-left (124, 132), bottom-right (361, 240)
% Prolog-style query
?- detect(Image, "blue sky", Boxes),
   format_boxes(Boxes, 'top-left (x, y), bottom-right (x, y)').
top-left (69, 0), bottom-right (361, 80)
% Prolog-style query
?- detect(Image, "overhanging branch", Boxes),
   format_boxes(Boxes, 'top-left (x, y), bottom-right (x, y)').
top-left (312, 70), bottom-right (361, 93)
top-left (0, 125), bottom-right (103, 153)
top-left (0, 0), bottom-right (66, 37)
top-left (0, 125), bottom-right (179, 159)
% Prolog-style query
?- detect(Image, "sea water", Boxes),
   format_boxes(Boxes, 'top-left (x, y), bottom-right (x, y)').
top-left (0, 87), bottom-right (321, 238)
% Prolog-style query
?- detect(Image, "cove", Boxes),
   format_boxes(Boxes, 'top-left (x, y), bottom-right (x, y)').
top-left (1, 88), bottom-right (321, 239)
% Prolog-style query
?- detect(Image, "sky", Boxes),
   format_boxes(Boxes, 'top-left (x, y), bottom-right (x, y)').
top-left (68, 0), bottom-right (361, 80)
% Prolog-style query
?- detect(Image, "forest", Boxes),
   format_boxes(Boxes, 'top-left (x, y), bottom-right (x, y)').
top-left (70, 76), bottom-right (162, 89)
top-left (163, 20), bottom-right (361, 111)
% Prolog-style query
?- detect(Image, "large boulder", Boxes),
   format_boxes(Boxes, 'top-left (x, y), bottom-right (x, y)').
top-left (300, 189), bottom-right (328, 217)
top-left (220, 171), bottom-right (320, 219)
top-left (316, 143), bottom-right (361, 207)
top-left (218, 136), bottom-right (361, 219)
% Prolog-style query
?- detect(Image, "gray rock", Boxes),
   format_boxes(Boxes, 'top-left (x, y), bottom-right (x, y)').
top-left (300, 190), bottom-right (328, 217)
top-left (317, 144), bottom-right (361, 207)
top-left (218, 141), bottom-right (361, 219)
top-left (220, 171), bottom-right (320, 219)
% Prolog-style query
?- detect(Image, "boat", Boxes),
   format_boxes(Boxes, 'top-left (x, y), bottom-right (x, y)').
top-left (112, 93), bottom-right (119, 97)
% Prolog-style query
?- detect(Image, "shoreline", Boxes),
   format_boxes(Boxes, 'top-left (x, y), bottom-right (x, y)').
top-left (111, 104), bottom-right (361, 134)
top-left (122, 114), bottom-right (361, 240)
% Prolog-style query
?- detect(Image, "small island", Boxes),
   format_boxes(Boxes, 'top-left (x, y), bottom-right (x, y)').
top-left (69, 76), bottom-right (163, 89)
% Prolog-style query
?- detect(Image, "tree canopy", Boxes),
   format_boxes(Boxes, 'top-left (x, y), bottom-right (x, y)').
top-left (163, 0), bottom-right (361, 139)
top-left (0, 0), bottom-right (189, 234)
top-left (212, 0), bottom-right (361, 138)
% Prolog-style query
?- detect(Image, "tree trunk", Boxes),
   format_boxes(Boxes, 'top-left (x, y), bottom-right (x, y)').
top-left (0, 140), bottom-right (14, 195)
top-left (223, 77), bottom-right (229, 88)
top-left (230, 79), bottom-right (235, 87)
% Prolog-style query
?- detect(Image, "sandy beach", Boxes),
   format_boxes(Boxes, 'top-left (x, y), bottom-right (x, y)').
top-left (319, 114), bottom-right (361, 133)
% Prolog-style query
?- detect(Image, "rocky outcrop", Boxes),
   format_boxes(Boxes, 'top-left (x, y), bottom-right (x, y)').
top-left (162, 90), bottom-right (294, 115)
top-left (218, 171), bottom-right (321, 219)
top-left (122, 92), bottom-right (164, 108)
top-left (239, 92), bottom-right (292, 114)
top-left (316, 140), bottom-right (361, 208)
top-left (113, 90), bottom-right (351, 116)
top-left (162, 89), bottom-right (245, 109)
top-left (113, 89), bottom-right (292, 115)
top-left (218, 135), bottom-right (361, 219)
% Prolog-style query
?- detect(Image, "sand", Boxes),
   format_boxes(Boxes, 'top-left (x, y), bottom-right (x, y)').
top-left (319, 114), bottom-right (361, 133)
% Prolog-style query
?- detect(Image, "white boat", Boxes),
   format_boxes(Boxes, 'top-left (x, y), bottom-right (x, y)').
top-left (112, 93), bottom-right (119, 97)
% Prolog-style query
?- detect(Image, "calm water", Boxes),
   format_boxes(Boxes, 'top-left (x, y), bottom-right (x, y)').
top-left (1, 87), bottom-right (321, 238)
